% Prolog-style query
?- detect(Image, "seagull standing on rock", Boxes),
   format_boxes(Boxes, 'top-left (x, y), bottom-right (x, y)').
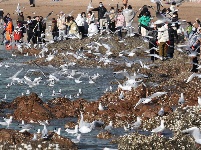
top-left (178, 93), bottom-right (185, 105)
top-left (151, 120), bottom-right (165, 135)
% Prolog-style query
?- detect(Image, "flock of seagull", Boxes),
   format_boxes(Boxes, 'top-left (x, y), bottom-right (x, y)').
top-left (0, 1), bottom-right (200, 149)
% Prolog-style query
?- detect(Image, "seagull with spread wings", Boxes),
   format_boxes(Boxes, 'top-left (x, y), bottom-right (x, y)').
top-left (134, 92), bottom-right (167, 109)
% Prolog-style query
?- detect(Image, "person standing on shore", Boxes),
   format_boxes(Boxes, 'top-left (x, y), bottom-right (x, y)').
top-left (57, 11), bottom-right (66, 40)
top-left (91, 2), bottom-right (107, 34)
top-left (26, 16), bottom-right (34, 43)
top-left (123, 5), bottom-right (135, 37)
top-left (157, 23), bottom-right (169, 60)
top-left (122, 0), bottom-right (128, 9)
top-left (51, 18), bottom-right (58, 40)
top-left (115, 9), bottom-right (125, 40)
top-left (29, 0), bottom-right (35, 7)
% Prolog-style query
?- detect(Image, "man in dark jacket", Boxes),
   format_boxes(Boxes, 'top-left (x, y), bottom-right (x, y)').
top-left (91, 2), bottom-right (108, 33)
top-left (167, 23), bottom-right (176, 58)
top-left (26, 16), bottom-right (34, 43)
top-left (32, 16), bottom-right (42, 44)
top-left (148, 24), bottom-right (158, 62)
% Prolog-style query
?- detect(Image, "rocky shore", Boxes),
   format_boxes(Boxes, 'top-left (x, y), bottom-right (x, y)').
top-left (1, 34), bottom-right (201, 149)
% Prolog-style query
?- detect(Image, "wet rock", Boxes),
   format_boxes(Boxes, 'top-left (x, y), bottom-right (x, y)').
top-left (0, 129), bottom-right (78, 150)
top-left (97, 131), bottom-right (113, 139)
top-left (13, 93), bottom-right (53, 122)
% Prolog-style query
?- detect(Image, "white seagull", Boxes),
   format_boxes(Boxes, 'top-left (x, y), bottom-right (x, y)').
top-left (65, 125), bottom-right (79, 134)
top-left (178, 93), bottom-right (185, 105)
top-left (134, 92), bottom-right (167, 109)
top-left (131, 117), bottom-right (142, 129)
top-left (181, 127), bottom-right (201, 144)
top-left (151, 120), bottom-right (165, 134)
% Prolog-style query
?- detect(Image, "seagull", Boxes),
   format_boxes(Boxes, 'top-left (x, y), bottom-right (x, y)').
top-left (0, 116), bottom-right (13, 128)
top-left (119, 91), bottom-right (124, 100)
top-left (103, 148), bottom-right (118, 150)
top-left (178, 93), bottom-right (185, 105)
top-left (79, 112), bottom-right (91, 129)
top-left (147, 54), bottom-right (163, 60)
top-left (134, 92), bottom-right (167, 109)
top-left (87, 0), bottom-right (93, 13)
top-left (151, 120), bottom-right (165, 134)
top-left (158, 107), bottom-right (164, 116)
top-left (46, 53), bottom-right (54, 62)
top-left (186, 73), bottom-right (201, 83)
top-left (75, 75), bottom-right (83, 83)
top-left (123, 124), bottom-right (131, 132)
top-left (104, 121), bottom-right (113, 131)
top-left (41, 123), bottom-right (48, 139)
top-left (8, 68), bottom-right (23, 83)
top-left (32, 133), bottom-right (37, 141)
top-left (71, 134), bottom-right (81, 143)
top-left (65, 125), bottom-right (79, 134)
top-left (181, 127), bottom-right (201, 144)
top-left (131, 117), bottom-right (142, 130)
top-left (24, 76), bottom-right (42, 88)
top-left (89, 76), bottom-right (95, 84)
top-left (79, 125), bottom-right (93, 133)
top-left (98, 102), bottom-right (107, 111)
top-left (19, 123), bottom-right (33, 132)
top-left (198, 97), bottom-right (201, 106)
top-left (138, 60), bottom-right (156, 69)
top-left (54, 128), bottom-right (61, 135)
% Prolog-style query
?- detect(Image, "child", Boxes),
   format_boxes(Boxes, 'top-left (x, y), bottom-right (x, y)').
top-left (14, 26), bottom-right (22, 43)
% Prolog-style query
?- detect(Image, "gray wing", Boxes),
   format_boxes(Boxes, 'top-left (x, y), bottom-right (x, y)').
top-left (149, 92), bottom-right (167, 99)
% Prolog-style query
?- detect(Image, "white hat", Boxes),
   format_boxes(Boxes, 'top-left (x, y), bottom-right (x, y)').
top-left (60, 11), bottom-right (64, 14)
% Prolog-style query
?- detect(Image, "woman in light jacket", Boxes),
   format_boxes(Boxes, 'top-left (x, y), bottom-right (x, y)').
top-left (66, 16), bottom-right (81, 39)
top-left (123, 5), bottom-right (135, 37)
top-left (115, 9), bottom-right (125, 40)
top-left (57, 11), bottom-right (66, 40)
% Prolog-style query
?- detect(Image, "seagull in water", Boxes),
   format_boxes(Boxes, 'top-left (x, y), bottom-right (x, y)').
top-left (65, 125), bottom-right (79, 134)
top-left (151, 120), bottom-right (165, 135)
top-left (178, 93), bottom-right (185, 105)
top-left (104, 121), bottom-right (113, 131)
top-left (0, 116), bottom-right (13, 128)
top-left (71, 134), bottom-right (81, 143)
top-left (134, 92), bottom-right (167, 109)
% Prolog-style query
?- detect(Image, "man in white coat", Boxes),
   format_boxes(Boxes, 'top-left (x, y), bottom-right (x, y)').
top-left (123, 5), bottom-right (135, 37)
top-left (57, 11), bottom-right (66, 40)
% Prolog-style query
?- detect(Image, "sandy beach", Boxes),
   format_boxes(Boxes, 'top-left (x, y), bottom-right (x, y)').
top-left (0, 0), bottom-right (200, 23)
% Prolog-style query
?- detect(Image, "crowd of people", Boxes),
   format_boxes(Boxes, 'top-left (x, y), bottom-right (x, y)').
top-left (1, 1), bottom-right (201, 72)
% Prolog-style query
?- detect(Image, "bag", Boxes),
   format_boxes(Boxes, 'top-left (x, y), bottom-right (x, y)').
top-left (14, 32), bottom-right (21, 40)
